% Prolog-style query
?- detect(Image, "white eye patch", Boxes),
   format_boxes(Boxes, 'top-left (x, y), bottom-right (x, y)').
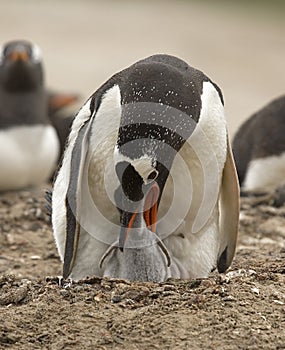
top-left (0, 45), bottom-right (4, 65)
top-left (31, 43), bottom-right (42, 63)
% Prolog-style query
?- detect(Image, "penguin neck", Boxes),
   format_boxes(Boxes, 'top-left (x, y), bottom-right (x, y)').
top-left (0, 87), bottom-right (48, 129)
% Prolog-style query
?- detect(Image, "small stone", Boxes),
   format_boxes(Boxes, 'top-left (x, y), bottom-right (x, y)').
top-left (30, 255), bottom-right (41, 260)
top-left (0, 285), bottom-right (28, 305)
top-left (94, 295), bottom-right (101, 302)
top-left (251, 287), bottom-right (260, 295)
top-left (111, 295), bottom-right (122, 303)
top-left (223, 295), bottom-right (236, 302)
top-left (35, 208), bottom-right (42, 218)
top-left (60, 290), bottom-right (70, 298)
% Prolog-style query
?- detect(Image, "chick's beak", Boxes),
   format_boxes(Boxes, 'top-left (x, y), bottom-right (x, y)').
top-left (119, 182), bottom-right (160, 251)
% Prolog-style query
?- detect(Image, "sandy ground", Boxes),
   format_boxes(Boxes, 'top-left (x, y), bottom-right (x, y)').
top-left (0, 0), bottom-right (284, 135)
top-left (0, 187), bottom-right (284, 349)
top-left (0, 2), bottom-right (285, 349)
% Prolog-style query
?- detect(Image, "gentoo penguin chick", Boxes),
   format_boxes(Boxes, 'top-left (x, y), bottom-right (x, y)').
top-left (0, 40), bottom-right (60, 190)
top-left (52, 54), bottom-right (239, 282)
top-left (232, 95), bottom-right (285, 192)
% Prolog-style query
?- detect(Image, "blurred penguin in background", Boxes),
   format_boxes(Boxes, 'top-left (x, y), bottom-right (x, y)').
top-left (232, 95), bottom-right (285, 193)
top-left (0, 40), bottom-right (78, 191)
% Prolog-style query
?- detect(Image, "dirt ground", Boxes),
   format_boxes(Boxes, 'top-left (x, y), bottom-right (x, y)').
top-left (0, 186), bottom-right (284, 350)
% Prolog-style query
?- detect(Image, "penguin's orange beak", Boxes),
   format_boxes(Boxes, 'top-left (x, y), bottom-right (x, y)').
top-left (9, 50), bottom-right (29, 62)
top-left (143, 182), bottom-right (159, 233)
top-left (119, 182), bottom-right (160, 250)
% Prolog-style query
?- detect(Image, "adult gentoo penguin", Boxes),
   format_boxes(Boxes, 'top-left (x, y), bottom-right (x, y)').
top-left (0, 40), bottom-right (60, 190)
top-left (232, 95), bottom-right (285, 192)
top-left (0, 40), bottom-right (78, 191)
top-left (52, 54), bottom-right (239, 282)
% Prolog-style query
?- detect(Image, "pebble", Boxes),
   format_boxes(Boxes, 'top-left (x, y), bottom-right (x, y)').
top-left (0, 285), bottom-right (28, 305)
top-left (30, 255), bottom-right (41, 260)
top-left (251, 287), bottom-right (260, 295)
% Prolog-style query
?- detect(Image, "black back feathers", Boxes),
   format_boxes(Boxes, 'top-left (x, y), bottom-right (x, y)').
top-left (232, 95), bottom-right (285, 186)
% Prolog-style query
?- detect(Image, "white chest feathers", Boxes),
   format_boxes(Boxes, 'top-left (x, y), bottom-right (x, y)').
top-left (243, 152), bottom-right (285, 191)
top-left (0, 124), bottom-right (59, 190)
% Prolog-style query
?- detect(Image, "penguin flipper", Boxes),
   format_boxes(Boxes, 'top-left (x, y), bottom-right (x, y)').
top-left (48, 91), bottom-right (79, 115)
top-left (217, 134), bottom-right (240, 273)
top-left (63, 117), bottom-right (94, 279)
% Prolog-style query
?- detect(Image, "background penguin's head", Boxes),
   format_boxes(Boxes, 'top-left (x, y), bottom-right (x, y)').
top-left (0, 40), bottom-right (43, 92)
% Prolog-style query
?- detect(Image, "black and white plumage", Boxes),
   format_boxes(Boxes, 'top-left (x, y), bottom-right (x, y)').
top-left (232, 95), bottom-right (285, 191)
top-left (52, 54), bottom-right (239, 282)
top-left (0, 40), bottom-right (59, 190)
top-left (0, 40), bottom-right (78, 191)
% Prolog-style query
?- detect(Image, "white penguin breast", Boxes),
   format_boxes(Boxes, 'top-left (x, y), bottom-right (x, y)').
top-left (243, 152), bottom-right (285, 191)
top-left (0, 124), bottom-right (59, 190)
top-left (157, 81), bottom-right (227, 279)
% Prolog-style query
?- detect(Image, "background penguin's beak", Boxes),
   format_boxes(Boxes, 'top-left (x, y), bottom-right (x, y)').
top-left (119, 182), bottom-right (160, 251)
top-left (8, 49), bottom-right (29, 62)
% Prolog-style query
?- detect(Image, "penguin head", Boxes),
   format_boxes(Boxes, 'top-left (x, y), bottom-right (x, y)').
top-left (107, 147), bottom-right (172, 281)
top-left (116, 159), bottom-right (161, 238)
top-left (111, 60), bottom-right (200, 252)
top-left (0, 40), bottom-right (43, 92)
top-left (114, 155), bottom-right (161, 249)
top-left (114, 115), bottom-right (186, 252)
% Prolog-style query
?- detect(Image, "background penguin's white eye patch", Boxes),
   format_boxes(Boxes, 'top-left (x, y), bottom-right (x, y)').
top-left (0, 46), bottom-right (4, 64)
top-left (31, 44), bottom-right (42, 63)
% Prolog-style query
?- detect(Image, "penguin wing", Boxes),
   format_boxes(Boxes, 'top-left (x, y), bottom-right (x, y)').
top-left (48, 91), bottom-right (79, 115)
top-left (52, 82), bottom-right (122, 279)
top-left (217, 134), bottom-right (240, 272)
top-left (52, 97), bottom-right (96, 279)
top-left (63, 117), bottom-right (94, 279)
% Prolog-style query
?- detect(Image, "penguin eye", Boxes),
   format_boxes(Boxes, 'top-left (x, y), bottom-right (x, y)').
top-left (146, 170), bottom-right (158, 183)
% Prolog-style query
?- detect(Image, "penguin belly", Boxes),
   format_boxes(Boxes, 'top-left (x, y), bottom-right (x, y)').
top-left (243, 152), bottom-right (285, 191)
top-left (157, 81), bottom-right (228, 279)
top-left (159, 143), bottom-right (222, 279)
top-left (0, 124), bottom-right (59, 190)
